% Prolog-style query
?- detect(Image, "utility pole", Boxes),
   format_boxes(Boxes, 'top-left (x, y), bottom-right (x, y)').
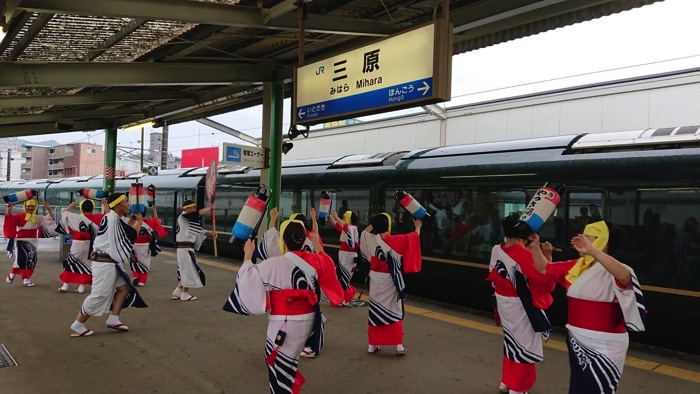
top-left (6, 148), bottom-right (11, 181)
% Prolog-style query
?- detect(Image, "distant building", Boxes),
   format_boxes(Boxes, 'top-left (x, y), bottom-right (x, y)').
top-left (21, 142), bottom-right (104, 180)
top-left (148, 132), bottom-right (180, 169)
top-left (0, 138), bottom-right (24, 181)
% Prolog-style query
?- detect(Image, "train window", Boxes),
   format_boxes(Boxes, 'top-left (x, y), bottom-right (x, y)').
top-left (566, 191), bottom-right (606, 239)
top-left (385, 189), bottom-right (527, 264)
top-left (279, 190), bottom-right (307, 220)
top-left (610, 188), bottom-right (700, 290)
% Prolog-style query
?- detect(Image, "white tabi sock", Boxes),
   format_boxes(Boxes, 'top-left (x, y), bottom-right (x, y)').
top-left (106, 314), bottom-right (121, 326)
top-left (60, 283), bottom-right (69, 291)
top-left (71, 320), bottom-right (87, 334)
top-left (77, 284), bottom-right (85, 293)
top-left (180, 292), bottom-right (189, 300)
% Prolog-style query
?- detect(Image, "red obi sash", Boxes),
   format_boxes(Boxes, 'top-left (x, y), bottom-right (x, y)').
top-left (269, 289), bottom-right (317, 316)
top-left (135, 234), bottom-right (152, 243)
top-left (72, 231), bottom-right (92, 241)
top-left (339, 242), bottom-right (357, 252)
top-left (370, 258), bottom-right (390, 273)
top-left (17, 229), bottom-right (38, 239)
top-left (568, 296), bottom-right (626, 333)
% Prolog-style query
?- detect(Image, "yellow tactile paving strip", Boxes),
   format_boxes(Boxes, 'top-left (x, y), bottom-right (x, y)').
top-left (162, 250), bottom-right (700, 384)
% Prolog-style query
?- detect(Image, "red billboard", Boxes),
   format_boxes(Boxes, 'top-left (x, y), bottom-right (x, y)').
top-left (181, 147), bottom-right (220, 168)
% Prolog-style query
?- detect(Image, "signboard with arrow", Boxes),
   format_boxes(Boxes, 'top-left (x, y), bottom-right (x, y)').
top-left (294, 21), bottom-right (452, 126)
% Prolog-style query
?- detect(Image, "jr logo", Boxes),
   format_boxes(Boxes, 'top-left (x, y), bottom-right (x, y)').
top-left (315, 66), bottom-right (325, 75)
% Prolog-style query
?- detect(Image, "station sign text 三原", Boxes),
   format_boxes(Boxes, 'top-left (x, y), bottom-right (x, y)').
top-left (294, 20), bottom-right (452, 126)
top-left (223, 142), bottom-right (267, 169)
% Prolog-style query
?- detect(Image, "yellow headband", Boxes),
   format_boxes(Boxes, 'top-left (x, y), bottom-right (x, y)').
top-left (343, 211), bottom-right (353, 225)
top-left (24, 199), bottom-right (38, 223)
top-left (79, 199), bottom-right (86, 212)
top-left (289, 213), bottom-right (301, 221)
top-left (566, 221), bottom-right (609, 284)
top-left (279, 219), bottom-right (306, 254)
top-left (382, 213), bottom-right (392, 234)
top-left (108, 194), bottom-right (126, 208)
top-left (182, 202), bottom-right (196, 210)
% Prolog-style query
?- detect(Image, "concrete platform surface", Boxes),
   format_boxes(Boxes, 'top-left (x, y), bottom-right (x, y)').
top-left (0, 239), bottom-right (699, 393)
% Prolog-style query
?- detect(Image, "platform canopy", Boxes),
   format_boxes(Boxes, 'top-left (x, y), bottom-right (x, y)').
top-left (0, 0), bottom-right (663, 137)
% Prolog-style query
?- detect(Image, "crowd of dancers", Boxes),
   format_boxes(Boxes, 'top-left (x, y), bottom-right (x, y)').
top-left (3, 193), bottom-right (647, 394)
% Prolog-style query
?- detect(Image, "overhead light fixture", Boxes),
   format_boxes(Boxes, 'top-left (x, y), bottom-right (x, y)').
top-left (122, 121), bottom-right (155, 131)
top-left (282, 141), bottom-right (293, 155)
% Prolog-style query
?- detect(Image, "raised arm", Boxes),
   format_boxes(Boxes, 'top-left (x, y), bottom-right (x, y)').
top-left (199, 203), bottom-right (213, 216)
top-left (527, 233), bottom-right (551, 274)
top-left (413, 218), bottom-right (422, 235)
top-left (101, 198), bottom-right (110, 213)
top-left (43, 201), bottom-right (56, 221)
top-left (268, 207), bottom-right (279, 230)
top-left (151, 204), bottom-right (159, 219)
top-left (64, 201), bottom-right (78, 212)
top-left (328, 210), bottom-right (339, 226)
top-left (309, 207), bottom-right (318, 233)
top-left (571, 234), bottom-right (631, 287)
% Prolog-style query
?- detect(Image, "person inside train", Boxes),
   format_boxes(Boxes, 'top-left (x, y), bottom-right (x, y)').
top-left (360, 213), bottom-right (422, 355)
top-left (487, 213), bottom-right (555, 394)
top-left (223, 221), bottom-right (343, 393)
top-left (530, 220), bottom-right (647, 393)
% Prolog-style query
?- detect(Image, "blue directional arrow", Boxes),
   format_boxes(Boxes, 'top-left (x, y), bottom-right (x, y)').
top-left (296, 77), bottom-right (433, 121)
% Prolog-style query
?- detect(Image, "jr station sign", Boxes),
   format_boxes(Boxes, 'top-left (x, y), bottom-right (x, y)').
top-left (294, 20), bottom-right (452, 126)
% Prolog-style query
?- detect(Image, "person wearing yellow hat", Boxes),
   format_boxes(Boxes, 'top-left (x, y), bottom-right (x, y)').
top-left (4, 199), bottom-right (61, 287)
top-left (171, 199), bottom-right (216, 301)
top-left (256, 207), bottom-right (319, 259)
top-left (58, 198), bottom-right (110, 294)
top-left (70, 192), bottom-right (146, 338)
top-left (328, 209), bottom-right (360, 305)
top-left (223, 220), bottom-right (343, 393)
top-left (360, 212), bottom-right (423, 355)
top-left (530, 220), bottom-right (647, 393)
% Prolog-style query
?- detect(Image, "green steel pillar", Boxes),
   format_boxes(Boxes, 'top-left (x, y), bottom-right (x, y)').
top-left (261, 81), bottom-right (284, 218)
top-left (104, 127), bottom-right (118, 193)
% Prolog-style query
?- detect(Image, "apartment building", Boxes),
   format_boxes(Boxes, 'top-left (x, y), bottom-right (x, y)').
top-left (21, 143), bottom-right (104, 180)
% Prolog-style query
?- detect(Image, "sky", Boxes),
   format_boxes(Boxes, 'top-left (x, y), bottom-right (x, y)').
top-left (20, 0), bottom-right (700, 157)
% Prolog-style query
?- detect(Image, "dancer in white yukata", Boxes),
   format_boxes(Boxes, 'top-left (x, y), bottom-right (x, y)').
top-left (171, 200), bottom-right (215, 301)
top-left (532, 220), bottom-right (647, 394)
top-left (360, 213), bottom-right (422, 355)
top-left (486, 213), bottom-right (555, 394)
top-left (130, 204), bottom-right (167, 286)
top-left (327, 209), bottom-right (360, 304)
top-left (4, 199), bottom-right (63, 287)
top-left (223, 220), bottom-right (343, 394)
top-left (69, 193), bottom-right (147, 337)
top-left (255, 208), bottom-right (327, 358)
top-left (59, 199), bottom-right (109, 294)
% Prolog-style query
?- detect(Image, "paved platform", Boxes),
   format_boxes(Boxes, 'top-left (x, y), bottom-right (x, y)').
top-left (0, 238), bottom-right (699, 393)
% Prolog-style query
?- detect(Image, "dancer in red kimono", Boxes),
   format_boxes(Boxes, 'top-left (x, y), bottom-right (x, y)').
top-left (59, 199), bottom-right (109, 293)
top-left (328, 209), bottom-right (360, 305)
top-left (131, 204), bottom-right (167, 286)
top-left (359, 213), bottom-right (422, 355)
top-left (224, 220), bottom-right (343, 393)
top-left (4, 199), bottom-right (62, 287)
top-left (486, 213), bottom-right (555, 394)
